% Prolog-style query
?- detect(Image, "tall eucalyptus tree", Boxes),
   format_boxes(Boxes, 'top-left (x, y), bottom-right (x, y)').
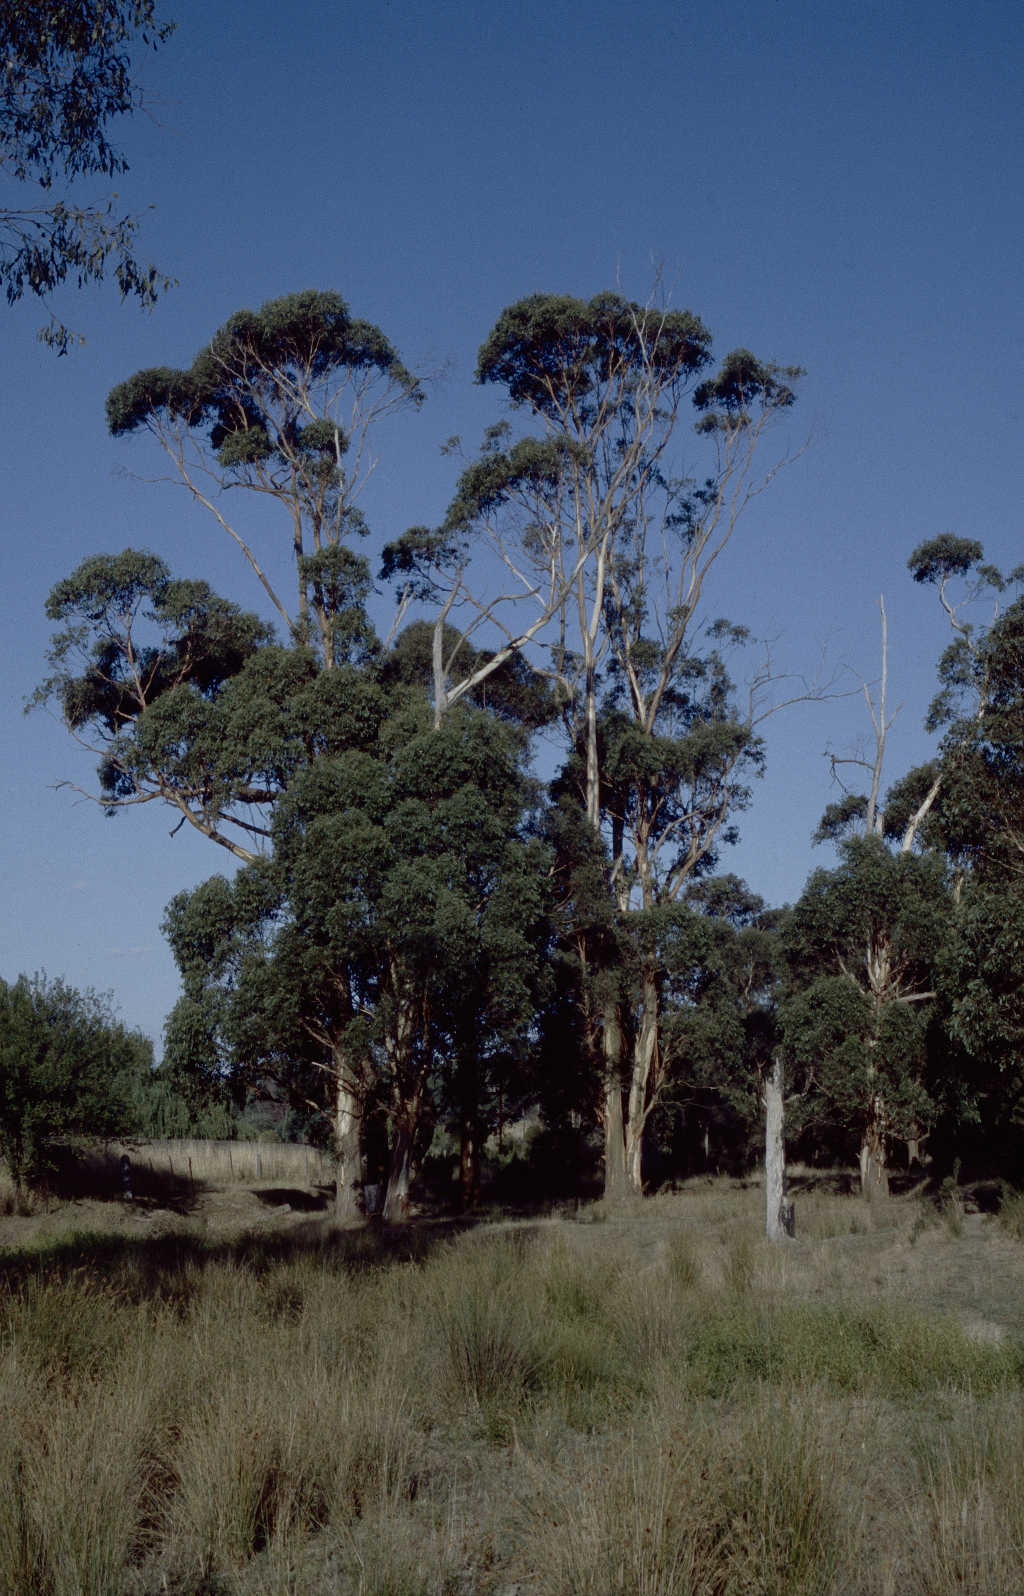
top-left (385, 290), bottom-right (806, 1195)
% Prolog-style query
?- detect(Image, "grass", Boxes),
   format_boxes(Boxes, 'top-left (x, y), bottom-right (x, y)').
top-left (1, 1172), bottom-right (1024, 1593)
top-left (127, 1137), bottom-right (334, 1189)
top-left (0, 1138), bottom-right (336, 1220)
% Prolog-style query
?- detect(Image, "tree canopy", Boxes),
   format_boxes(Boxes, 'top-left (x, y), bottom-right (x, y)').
top-left (0, 0), bottom-right (175, 350)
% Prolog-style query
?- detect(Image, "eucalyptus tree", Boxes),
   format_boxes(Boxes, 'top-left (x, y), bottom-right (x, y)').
top-left (107, 289), bottom-right (423, 660)
top-left (536, 788), bottom-right (626, 1192)
top-left (782, 561), bottom-right (1007, 1196)
top-left (900, 535), bottom-right (1024, 877)
top-left (782, 836), bottom-right (949, 1196)
top-left (32, 542), bottom-right (444, 1215)
top-left (1, 0), bottom-right (176, 350)
top-left (40, 290), bottom-right (423, 855)
top-left (267, 699), bottom-right (546, 1221)
top-left (39, 291), bottom-right (558, 1218)
top-left (163, 697), bottom-right (548, 1219)
top-left (888, 539), bottom-right (1024, 1148)
top-left (596, 625), bottom-right (782, 1192)
top-left (385, 289), bottom-right (806, 1195)
top-left (838, 541), bottom-right (1024, 1160)
top-left (674, 875), bottom-right (793, 1235)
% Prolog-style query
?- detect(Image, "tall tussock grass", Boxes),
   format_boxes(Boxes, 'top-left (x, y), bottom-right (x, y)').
top-left (428, 1231), bottom-right (542, 1414)
top-left (527, 1390), bottom-right (843, 1596)
top-left (2, 1186), bottom-right (1024, 1592)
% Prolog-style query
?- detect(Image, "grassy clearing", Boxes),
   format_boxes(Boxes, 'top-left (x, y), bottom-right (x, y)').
top-left (1, 1178), bottom-right (1023, 1593)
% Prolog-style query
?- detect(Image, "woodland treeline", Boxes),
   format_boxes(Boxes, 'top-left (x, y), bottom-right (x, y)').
top-left (16, 289), bottom-right (1024, 1218)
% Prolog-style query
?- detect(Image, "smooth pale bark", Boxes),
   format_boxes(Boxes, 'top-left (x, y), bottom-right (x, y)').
top-left (383, 1113), bottom-right (416, 1222)
top-left (333, 1070), bottom-right (362, 1222)
top-left (625, 969), bottom-right (659, 1196)
top-left (585, 662), bottom-right (601, 830)
top-left (603, 1006), bottom-right (629, 1201)
top-left (765, 1054), bottom-right (794, 1241)
top-left (860, 1122), bottom-right (890, 1199)
top-left (431, 597), bottom-right (459, 728)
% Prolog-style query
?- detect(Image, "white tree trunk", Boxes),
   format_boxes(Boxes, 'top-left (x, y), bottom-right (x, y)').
top-left (602, 1001), bottom-right (629, 1199)
top-left (625, 973), bottom-right (658, 1196)
top-left (859, 1128), bottom-right (889, 1199)
top-left (334, 1073), bottom-right (362, 1222)
top-left (765, 1054), bottom-right (794, 1241)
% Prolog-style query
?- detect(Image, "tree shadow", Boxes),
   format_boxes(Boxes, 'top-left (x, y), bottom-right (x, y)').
top-left (252, 1187), bottom-right (330, 1213)
top-left (0, 1218), bottom-right (464, 1300)
top-left (36, 1144), bottom-right (206, 1217)
top-left (966, 1178), bottom-right (1003, 1214)
top-left (787, 1169), bottom-right (861, 1197)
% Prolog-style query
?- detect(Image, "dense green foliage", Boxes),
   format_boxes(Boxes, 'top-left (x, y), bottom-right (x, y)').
top-left (162, 689), bottom-right (550, 1213)
top-left (776, 537), bottom-right (1024, 1186)
top-left (0, 974), bottom-right (151, 1177)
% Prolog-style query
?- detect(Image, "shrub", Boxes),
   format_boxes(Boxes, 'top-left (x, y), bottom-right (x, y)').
top-left (0, 975), bottom-right (150, 1180)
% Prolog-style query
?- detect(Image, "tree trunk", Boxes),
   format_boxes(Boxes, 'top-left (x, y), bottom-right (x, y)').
top-left (432, 611), bottom-right (447, 728)
top-left (860, 1094), bottom-right (889, 1198)
top-left (459, 1111), bottom-right (479, 1212)
top-left (624, 968), bottom-right (659, 1197)
top-left (602, 1005), bottom-right (629, 1201)
top-left (905, 1120), bottom-right (926, 1168)
top-left (456, 1050), bottom-right (480, 1212)
top-left (459, 1107), bottom-right (480, 1214)
top-left (383, 1111), bottom-right (417, 1222)
top-left (860, 1128), bottom-right (889, 1199)
top-left (381, 990), bottom-right (426, 1222)
top-left (765, 1054), bottom-right (794, 1241)
top-left (334, 1069), bottom-right (362, 1222)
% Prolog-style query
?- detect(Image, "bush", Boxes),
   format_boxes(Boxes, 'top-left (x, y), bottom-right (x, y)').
top-left (0, 974), bottom-right (150, 1180)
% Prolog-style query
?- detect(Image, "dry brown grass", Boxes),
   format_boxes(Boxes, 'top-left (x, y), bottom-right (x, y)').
top-left (1, 1140), bottom-right (334, 1220)
top-left (1, 1174), bottom-right (1023, 1594)
top-left (125, 1137), bottom-right (334, 1188)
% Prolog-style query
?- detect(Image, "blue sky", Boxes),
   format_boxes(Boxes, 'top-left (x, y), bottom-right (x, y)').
top-left (1, 0), bottom-right (1021, 1047)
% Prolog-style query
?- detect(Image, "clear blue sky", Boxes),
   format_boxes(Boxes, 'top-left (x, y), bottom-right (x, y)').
top-left (1, 0), bottom-right (1021, 1048)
